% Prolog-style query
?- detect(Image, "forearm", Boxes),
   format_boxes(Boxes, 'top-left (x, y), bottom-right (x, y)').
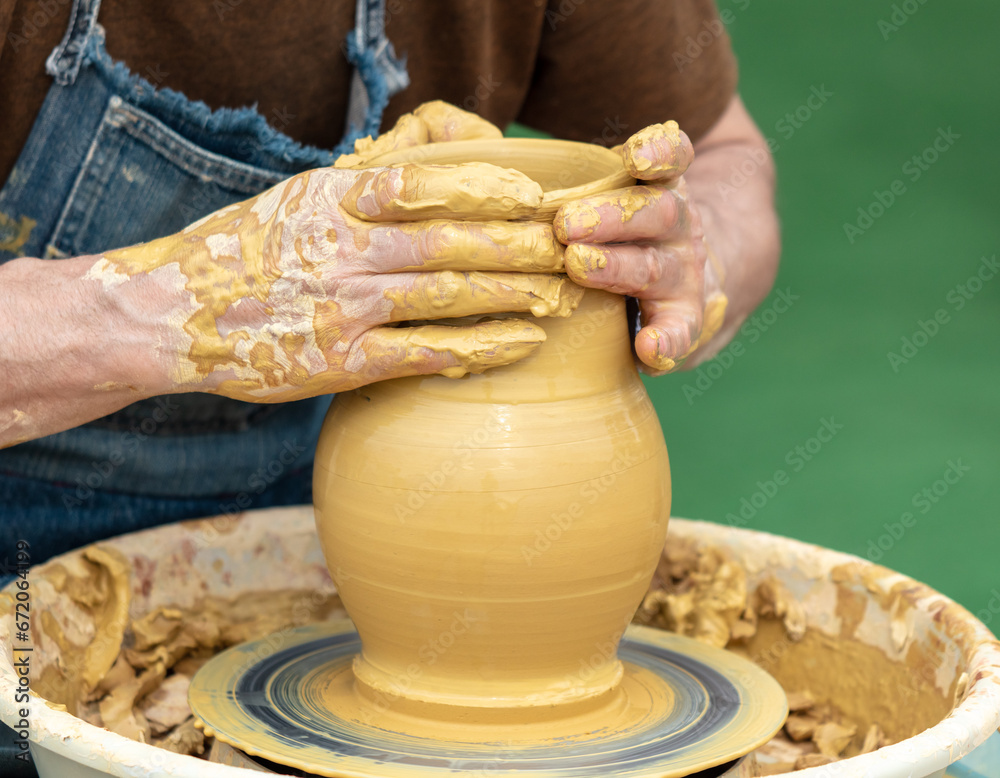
top-left (684, 95), bottom-right (781, 365)
top-left (0, 254), bottom-right (173, 447)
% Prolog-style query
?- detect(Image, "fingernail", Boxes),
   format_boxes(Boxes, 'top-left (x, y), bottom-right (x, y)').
top-left (625, 121), bottom-right (685, 178)
top-left (555, 202), bottom-right (601, 241)
top-left (646, 329), bottom-right (678, 372)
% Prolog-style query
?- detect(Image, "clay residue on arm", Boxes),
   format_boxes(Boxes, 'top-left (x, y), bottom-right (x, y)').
top-left (0, 250), bottom-right (175, 447)
top-left (0, 408), bottom-right (31, 448)
top-left (99, 173), bottom-right (341, 400)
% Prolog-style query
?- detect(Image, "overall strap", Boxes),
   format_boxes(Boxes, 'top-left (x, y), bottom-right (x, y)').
top-left (45, 0), bottom-right (103, 86)
top-left (339, 0), bottom-right (410, 155)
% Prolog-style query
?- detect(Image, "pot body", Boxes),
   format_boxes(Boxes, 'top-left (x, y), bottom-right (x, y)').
top-left (313, 290), bottom-right (671, 708)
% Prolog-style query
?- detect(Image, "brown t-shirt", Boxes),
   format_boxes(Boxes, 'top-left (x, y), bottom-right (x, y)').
top-left (0, 0), bottom-right (737, 186)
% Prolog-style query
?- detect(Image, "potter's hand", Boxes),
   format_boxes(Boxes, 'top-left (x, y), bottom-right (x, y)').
top-left (94, 160), bottom-right (580, 403)
top-left (335, 101), bottom-right (504, 169)
top-left (554, 121), bottom-right (726, 374)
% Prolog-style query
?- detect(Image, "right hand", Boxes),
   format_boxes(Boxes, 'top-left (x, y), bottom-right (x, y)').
top-left (94, 107), bottom-right (577, 402)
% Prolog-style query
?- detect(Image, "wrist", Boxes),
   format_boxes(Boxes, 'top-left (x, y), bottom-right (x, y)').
top-left (0, 252), bottom-right (190, 447)
top-left (77, 241), bottom-right (196, 398)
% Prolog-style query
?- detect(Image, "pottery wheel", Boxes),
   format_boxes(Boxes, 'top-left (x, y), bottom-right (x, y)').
top-left (189, 619), bottom-right (786, 778)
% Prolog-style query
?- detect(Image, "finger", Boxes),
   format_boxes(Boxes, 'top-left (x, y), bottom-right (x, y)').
top-left (347, 318), bottom-right (547, 382)
top-left (564, 242), bottom-right (693, 300)
top-left (335, 102), bottom-right (503, 169)
top-left (334, 111), bottom-right (430, 169)
top-left (553, 185), bottom-right (688, 244)
top-left (621, 121), bottom-right (695, 183)
top-left (381, 271), bottom-right (584, 321)
top-left (342, 164), bottom-right (543, 222)
top-left (365, 220), bottom-right (563, 273)
top-left (413, 101), bottom-right (503, 142)
top-left (635, 299), bottom-right (703, 374)
top-left (635, 293), bottom-right (728, 374)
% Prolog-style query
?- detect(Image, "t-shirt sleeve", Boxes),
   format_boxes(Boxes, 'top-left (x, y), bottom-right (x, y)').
top-left (517, 0), bottom-right (738, 146)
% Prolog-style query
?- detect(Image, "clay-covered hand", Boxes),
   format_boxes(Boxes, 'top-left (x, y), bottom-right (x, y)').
top-left (334, 100), bottom-right (505, 169)
top-left (554, 121), bottom-right (727, 373)
top-left (92, 144), bottom-right (579, 402)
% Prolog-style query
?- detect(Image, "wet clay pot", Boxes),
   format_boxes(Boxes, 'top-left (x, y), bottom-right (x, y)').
top-left (312, 140), bottom-right (672, 715)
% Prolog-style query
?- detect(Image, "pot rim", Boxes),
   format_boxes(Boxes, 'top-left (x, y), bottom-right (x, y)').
top-left (363, 137), bottom-right (636, 218)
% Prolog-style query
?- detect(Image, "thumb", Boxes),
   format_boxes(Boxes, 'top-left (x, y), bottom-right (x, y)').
top-left (621, 121), bottom-right (695, 183)
top-left (334, 111), bottom-right (429, 169)
top-left (413, 100), bottom-right (503, 142)
top-left (335, 101), bottom-right (502, 169)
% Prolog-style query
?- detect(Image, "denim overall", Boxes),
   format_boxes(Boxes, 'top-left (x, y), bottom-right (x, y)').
top-left (0, 0), bottom-right (408, 575)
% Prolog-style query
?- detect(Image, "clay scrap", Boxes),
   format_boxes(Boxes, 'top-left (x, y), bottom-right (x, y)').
top-left (31, 536), bottom-right (900, 772)
top-left (31, 545), bottom-right (345, 752)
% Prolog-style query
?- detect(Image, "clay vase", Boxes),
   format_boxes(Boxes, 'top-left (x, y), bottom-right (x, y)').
top-left (313, 139), bottom-right (671, 726)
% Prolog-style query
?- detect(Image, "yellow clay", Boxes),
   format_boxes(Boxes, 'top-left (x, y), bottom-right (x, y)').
top-left (315, 290), bottom-right (672, 713)
top-left (383, 271), bottom-right (583, 320)
top-left (334, 101), bottom-right (502, 169)
top-left (392, 220), bottom-right (564, 273)
top-left (367, 138), bottom-right (635, 221)
top-left (622, 120), bottom-right (685, 178)
top-left (91, 159), bottom-right (569, 402)
top-left (374, 319), bottom-right (546, 380)
top-left (564, 243), bottom-right (608, 280)
top-left (555, 186), bottom-right (653, 242)
top-left (342, 163), bottom-right (544, 222)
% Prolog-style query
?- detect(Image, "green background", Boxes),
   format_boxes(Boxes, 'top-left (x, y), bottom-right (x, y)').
top-left (514, 1), bottom-right (999, 615)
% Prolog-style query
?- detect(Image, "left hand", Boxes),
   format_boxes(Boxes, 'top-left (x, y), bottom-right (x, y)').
top-left (554, 121), bottom-right (728, 373)
top-left (334, 100), bottom-right (505, 168)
